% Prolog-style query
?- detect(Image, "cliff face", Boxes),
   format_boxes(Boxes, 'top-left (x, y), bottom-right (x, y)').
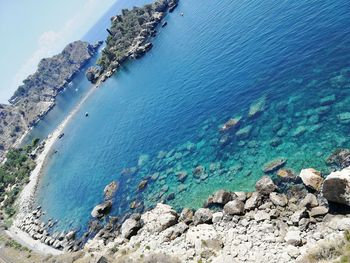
top-left (11, 41), bottom-right (99, 126)
top-left (0, 40), bottom-right (100, 160)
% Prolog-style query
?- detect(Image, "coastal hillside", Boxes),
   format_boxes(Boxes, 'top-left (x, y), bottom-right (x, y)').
top-left (0, 41), bottom-right (100, 160)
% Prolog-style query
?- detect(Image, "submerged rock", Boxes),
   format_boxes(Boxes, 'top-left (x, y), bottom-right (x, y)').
top-left (235, 125), bottom-right (252, 139)
top-left (220, 116), bottom-right (242, 132)
top-left (103, 181), bottom-right (119, 200)
top-left (138, 180), bottom-right (148, 191)
top-left (176, 171), bottom-right (188, 183)
top-left (299, 168), bottom-right (323, 191)
top-left (322, 167), bottom-right (350, 206)
top-left (337, 112), bottom-right (350, 124)
top-left (248, 97), bottom-right (266, 118)
top-left (320, 94), bottom-right (336, 106)
top-left (263, 158), bottom-right (286, 174)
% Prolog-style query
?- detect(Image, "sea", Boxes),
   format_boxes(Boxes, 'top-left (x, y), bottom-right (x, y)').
top-left (24, 0), bottom-right (350, 234)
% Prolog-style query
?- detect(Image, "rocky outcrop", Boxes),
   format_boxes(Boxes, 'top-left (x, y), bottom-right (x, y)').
top-left (141, 203), bottom-right (178, 233)
top-left (103, 181), bottom-right (119, 200)
top-left (299, 168), bottom-right (324, 191)
top-left (327, 148), bottom-right (350, 169)
top-left (322, 167), bottom-right (350, 205)
top-left (91, 201), bottom-right (112, 218)
top-left (85, 66), bottom-right (101, 83)
top-left (0, 40), bottom-right (101, 160)
top-left (93, 0), bottom-right (177, 82)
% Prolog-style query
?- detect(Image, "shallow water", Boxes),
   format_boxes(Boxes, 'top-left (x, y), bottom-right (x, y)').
top-left (33, 0), bottom-right (350, 234)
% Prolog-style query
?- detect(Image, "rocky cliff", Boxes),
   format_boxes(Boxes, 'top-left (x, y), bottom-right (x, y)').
top-left (0, 40), bottom-right (101, 160)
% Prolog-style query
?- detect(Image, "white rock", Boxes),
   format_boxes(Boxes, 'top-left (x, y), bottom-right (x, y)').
top-left (299, 168), bottom-right (323, 191)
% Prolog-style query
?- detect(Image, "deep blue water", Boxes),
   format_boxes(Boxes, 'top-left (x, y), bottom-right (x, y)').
top-left (32, 0), bottom-right (350, 233)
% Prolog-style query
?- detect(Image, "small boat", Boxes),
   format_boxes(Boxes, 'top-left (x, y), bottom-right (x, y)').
top-left (58, 133), bottom-right (64, 139)
top-left (180, 12), bottom-right (184, 16)
top-left (162, 21), bottom-right (168, 27)
top-left (85, 112), bottom-right (89, 117)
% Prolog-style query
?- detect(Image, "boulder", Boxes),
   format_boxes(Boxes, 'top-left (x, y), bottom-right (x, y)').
top-left (85, 66), bottom-right (101, 83)
top-left (300, 193), bottom-right (318, 208)
top-left (104, 181), bottom-right (119, 200)
top-left (244, 192), bottom-right (261, 210)
top-left (255, 176), bottom-right (277, 195)
top-left (254, 210), bottom-right (270, 222)
top-left (162, 222), bottom-right (189, 241)
top-left (290, 208), bottom-right (308, 225)
top-left (223, 200), bottom-right (244, 215)
top-left (263, 159), bottom-right (286, 174)
top-left (234, 192), bottom-right (247, 202)
top-left (212, 212), bottom-right (223, 223)
top-left (285, 230), bottom-right (302, 246)
top-left (141, 203), bottom-right (178, 233)
top-left (91, 201), bottom-right (112, 218)
top-left (269, 192), bottom-right (288, 207)
top-left (193, 208), bottom-right (213, 225)
top-left (322, 167), bottom-right (350, 205)
top-left (121, 218), bottom-right (141, 239)
top-left (206, 190), bottom-right (234, 206)
top-left (299, 168), bottom-right (324, 191)
top-left (179, 208), bottom-right (193, 224)
top-left (309, 206), bottom-right (329, 217)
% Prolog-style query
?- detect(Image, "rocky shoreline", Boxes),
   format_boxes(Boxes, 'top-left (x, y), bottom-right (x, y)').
top-left (13, 158), bottom-right (350, 262)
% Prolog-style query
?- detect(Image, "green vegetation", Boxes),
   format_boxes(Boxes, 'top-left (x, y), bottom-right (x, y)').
top-left (0, 139), bottom-right (39, 217)
top-left (97, 0), bottom-right (166, 70)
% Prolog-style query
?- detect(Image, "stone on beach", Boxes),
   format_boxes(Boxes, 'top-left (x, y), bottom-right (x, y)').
top-left (322, 167), bottom-right (350, 206)
top-left (193, 208), bottom-right (213, 225)
top-left (121, 218), bottom-right (142, 239)
top-left (141, 203), bottom-right (178, 233)
top-left (269, 192), bottom-right (288, 207)
top-left (224, 200), bottom-right (244, 215)
top-left (255, 176), bottom-right (277, 195)
top-left (206, 190), bottom-right (234, 206)
top-left (299, 168), bottom-right (323, 191)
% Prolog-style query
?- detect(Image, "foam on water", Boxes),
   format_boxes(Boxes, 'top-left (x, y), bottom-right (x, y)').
top-left (32, 0), bottom-right (350, 233)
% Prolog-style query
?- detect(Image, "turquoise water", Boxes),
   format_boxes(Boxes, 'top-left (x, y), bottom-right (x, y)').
top-left (34, 0), bottom-right (350, 234)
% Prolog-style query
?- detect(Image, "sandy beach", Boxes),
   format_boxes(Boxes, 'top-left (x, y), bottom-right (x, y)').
top-left (7, 81), bottom-right (101, 255)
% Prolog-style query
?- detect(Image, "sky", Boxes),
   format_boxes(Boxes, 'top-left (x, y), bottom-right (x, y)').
top-left (0, 0), bottom-right (116, 103)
